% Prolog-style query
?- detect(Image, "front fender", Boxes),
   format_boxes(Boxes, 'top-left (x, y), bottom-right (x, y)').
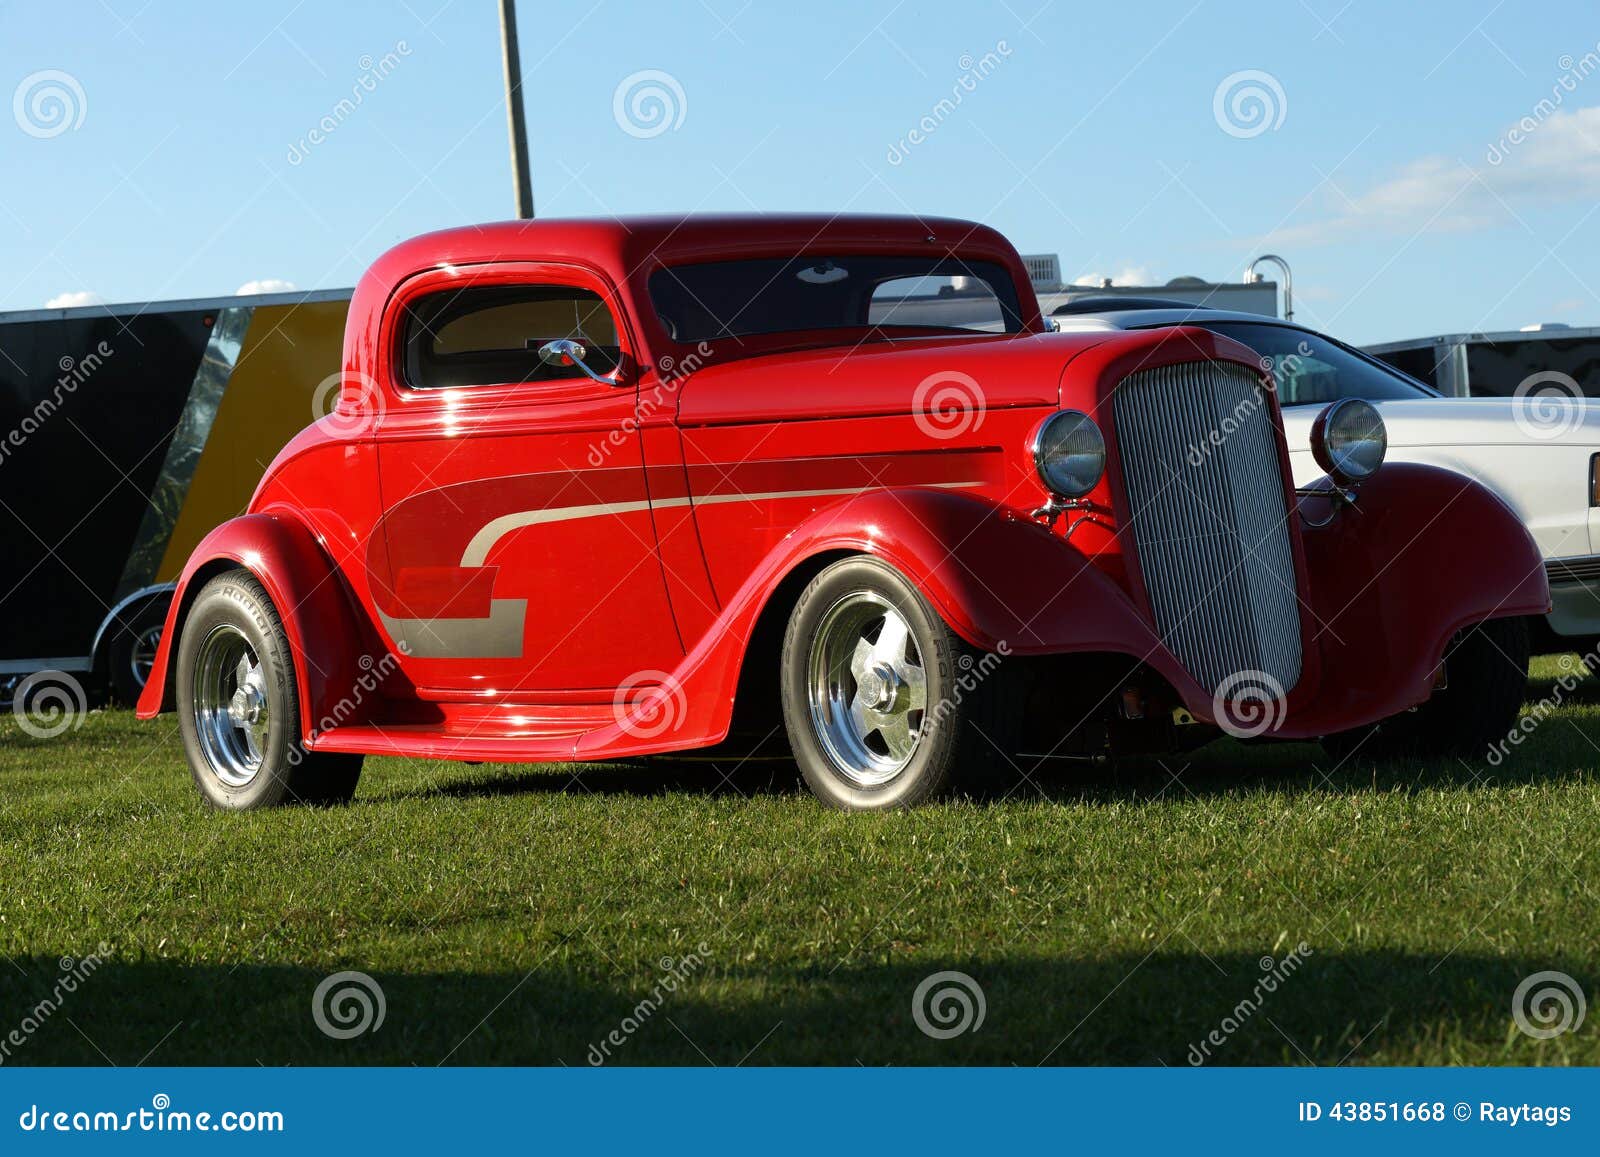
top-left (575, 487), bottom-right (1206, 757)
top-left (1283, 461), bottom-right (1550, 736)
top-left (135, 514), bottom-right (373, 739)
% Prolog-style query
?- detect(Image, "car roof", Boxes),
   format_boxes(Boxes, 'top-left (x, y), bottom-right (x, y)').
top-left (1051, 303), bottom-right (1299, 331)
top-left (371, 213), bottom-right (1024, 281)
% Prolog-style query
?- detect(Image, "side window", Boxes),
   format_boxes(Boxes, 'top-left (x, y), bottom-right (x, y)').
top-left (867, 274), bottom-right (1007, 332)
top-left (403, 284), bottom-right (621, 389)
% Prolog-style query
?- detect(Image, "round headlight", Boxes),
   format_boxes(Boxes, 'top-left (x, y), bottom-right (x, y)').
top-left (1310, 398), bottom-right (1387, 482)
top-left (1032, 410), bottom-right (1106, 498)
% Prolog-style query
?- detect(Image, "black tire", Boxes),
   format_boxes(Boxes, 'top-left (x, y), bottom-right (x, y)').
top-left (779, 556), bottom-right (1021, 810)
top-left (1322, 616), bottom-right (1530, 761)
top-left (106, 597), bottom-right (170, 707)
top-left (175, 570), bottom-right (362, 809)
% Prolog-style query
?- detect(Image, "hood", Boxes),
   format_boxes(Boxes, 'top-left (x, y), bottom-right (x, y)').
top-left (671, 331), bottom-right (1108, 426)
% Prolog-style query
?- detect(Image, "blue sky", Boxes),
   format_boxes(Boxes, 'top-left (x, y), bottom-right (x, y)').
top-left (3, 0), bottom-right (1600, 343)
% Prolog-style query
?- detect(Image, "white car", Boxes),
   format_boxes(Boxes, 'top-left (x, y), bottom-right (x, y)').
top-left (1051, 302), bottom-right (1600, 658)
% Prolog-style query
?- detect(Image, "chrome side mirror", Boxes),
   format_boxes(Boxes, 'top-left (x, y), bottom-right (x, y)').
top-left (534, 338), bottom-right (624, 386)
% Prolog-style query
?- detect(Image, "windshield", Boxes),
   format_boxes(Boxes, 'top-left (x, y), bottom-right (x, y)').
top-left (648, 255), bottom-right (1025, 343)
top-left (1196, 322), bottom-right (1433, 406)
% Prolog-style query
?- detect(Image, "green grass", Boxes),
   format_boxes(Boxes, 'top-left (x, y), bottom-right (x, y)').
top-left (2, 655), bottom-right (1598, 1067)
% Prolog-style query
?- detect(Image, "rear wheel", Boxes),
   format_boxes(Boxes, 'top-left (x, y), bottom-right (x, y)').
top-left (176, 571), bottom-right (361, 809)
top-left (107, 597), bottom-right (169, 706)
top-left (780, 557), bottom-right (1020, 810)
top-left (1322, 616), bottom-right (1530, 762)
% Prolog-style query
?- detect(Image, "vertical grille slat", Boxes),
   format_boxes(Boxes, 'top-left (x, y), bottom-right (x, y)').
top-left (1111, 360), bottom-right (1302, 697)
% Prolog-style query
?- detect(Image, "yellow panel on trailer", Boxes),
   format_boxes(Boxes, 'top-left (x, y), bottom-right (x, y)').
top-left (154, 298), bottom-right (349, 581)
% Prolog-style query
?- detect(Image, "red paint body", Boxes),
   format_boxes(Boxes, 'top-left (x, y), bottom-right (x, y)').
top-left (137, 214), bottom-right (1549, 757)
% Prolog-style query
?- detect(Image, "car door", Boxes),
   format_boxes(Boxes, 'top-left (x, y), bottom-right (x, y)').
top-left (368, 262), bottom-right (684, 698)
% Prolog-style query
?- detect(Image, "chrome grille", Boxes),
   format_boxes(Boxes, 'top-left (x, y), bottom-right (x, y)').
top-left (1112, 360), bottom-right (1303, 697)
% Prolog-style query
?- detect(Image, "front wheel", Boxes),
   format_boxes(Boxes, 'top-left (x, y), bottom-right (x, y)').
top-left (1322, 616), bottom-right (1530, 762)
top-left (779, 557), bottom-right (1020, 810)
top-left (176, 571), bottom-right (362, 809)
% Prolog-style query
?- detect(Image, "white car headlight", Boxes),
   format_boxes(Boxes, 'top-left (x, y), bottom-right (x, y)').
top-left (1032, 410), bottom-right (1106, 498)
top-left (1311, 398), bottom-right (1386, 482)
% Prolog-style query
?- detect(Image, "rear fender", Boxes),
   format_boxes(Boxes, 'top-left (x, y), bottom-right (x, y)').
top-left (135, 514), bottom-right (376, 739)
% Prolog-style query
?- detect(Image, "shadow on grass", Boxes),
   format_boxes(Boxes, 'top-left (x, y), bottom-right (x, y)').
top-left (0, 949), bottom-right (1586, 1067)
top-left (375, 718), bottom-right (1596, 808)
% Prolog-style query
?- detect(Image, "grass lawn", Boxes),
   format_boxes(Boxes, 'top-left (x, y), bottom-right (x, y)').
top-left (1, 655), bottom-right (1597, 1067)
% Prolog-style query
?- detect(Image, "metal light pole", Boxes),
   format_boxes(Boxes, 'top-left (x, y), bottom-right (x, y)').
top-left (1246, 254), bottom-right (1293, 321)
top-left (499, 0), bottom-right (534, 219)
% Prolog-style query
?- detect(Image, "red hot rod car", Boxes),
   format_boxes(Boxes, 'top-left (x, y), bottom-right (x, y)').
top-left (137, 214), bottom-right (1548, 810)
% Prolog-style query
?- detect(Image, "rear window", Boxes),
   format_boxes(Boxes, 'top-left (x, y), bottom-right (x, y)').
top-left (403, 285), bottom-right (620, 389)
top-left (647, 255), bottom-right (1024, 342)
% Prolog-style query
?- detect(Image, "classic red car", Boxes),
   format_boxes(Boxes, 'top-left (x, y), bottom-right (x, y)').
top-left (137, 214), bottom-right (1548, 810)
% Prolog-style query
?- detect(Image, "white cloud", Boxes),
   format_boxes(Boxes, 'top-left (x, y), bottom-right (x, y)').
top-left (1071, 266), bottom-right (1154, 288)
top-left (45, 290), bottom-right (106, 309)
top-left (1263, 106), bottom-right (1600, 247)
top-left (235, 278), bottom-right (298, 296)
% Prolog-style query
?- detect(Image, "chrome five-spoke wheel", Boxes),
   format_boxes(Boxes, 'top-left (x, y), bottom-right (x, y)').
top-left (807, 591), bottom-right (928, 785)
top-left (192, 623), bottom-right (270, 787)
